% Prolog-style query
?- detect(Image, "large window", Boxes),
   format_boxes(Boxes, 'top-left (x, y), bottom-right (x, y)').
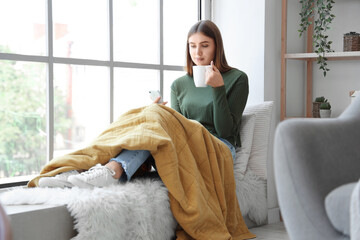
top-left (0, 0), bottom-right (201, 186)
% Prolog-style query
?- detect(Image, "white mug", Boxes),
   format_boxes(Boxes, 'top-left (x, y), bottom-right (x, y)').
top-left (193, 65), bottom-right (212, 87)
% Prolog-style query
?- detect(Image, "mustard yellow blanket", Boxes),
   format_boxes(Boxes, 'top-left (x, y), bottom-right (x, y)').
top-left (28, 104), bottom-right (255, 240)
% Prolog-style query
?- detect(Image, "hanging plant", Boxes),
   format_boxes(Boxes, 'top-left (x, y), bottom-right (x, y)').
top-left (298, 0), bottom-right (336, 77)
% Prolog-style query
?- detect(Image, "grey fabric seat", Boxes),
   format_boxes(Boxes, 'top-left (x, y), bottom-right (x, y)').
top-left (274, 96), bottom-right (360, 240)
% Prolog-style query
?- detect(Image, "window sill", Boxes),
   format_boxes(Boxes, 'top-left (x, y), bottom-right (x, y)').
top-left (4, 203), bottom-right (76, 240)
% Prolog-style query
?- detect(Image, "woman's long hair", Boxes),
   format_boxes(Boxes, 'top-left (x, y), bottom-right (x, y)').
top-left (185, 20), bottom-right (232, 76)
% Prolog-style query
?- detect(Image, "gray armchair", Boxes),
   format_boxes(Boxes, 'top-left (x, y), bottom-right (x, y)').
top-left (274, 96), bottom-right (360, 240)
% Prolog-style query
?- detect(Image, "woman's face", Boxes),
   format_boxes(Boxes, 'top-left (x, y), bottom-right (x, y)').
top-left (188, 32), bottom-right (215, 66)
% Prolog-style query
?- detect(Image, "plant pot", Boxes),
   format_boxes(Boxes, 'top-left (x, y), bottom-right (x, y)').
top-left (320, 109), bottom-right (331, 118)
top-left (312, 102), bottom-right (321, 118)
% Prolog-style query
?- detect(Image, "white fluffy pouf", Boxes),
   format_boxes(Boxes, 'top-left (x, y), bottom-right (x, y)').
top-left (0, 178), bottom-right (177, 240)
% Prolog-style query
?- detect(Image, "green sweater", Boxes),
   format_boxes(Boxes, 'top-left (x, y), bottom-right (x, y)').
top-left (171, 68), bottom-right (249, 147)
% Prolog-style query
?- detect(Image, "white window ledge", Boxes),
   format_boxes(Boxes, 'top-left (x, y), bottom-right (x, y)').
top-left (4, 204), bottom-right (76, 240)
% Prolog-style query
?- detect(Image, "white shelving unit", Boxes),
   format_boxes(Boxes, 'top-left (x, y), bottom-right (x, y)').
top-left (285, 51), bottom-right (360, 60)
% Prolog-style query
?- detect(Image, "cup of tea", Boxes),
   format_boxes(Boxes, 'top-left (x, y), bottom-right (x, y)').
top-left (193, 65), bottom-right (212, 87)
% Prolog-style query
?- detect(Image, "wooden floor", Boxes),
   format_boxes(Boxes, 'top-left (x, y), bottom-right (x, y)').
top-left (250, 222), bottom-right (290, 240)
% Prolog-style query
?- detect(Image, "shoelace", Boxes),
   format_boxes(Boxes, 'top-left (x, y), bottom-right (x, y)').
top-left (80, 164), bottom-right (115, 181)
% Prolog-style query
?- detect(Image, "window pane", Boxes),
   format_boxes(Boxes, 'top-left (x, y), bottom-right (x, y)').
top-left (0, 0), bottom-right (46, 55)
top-left (164, 0), bottom-right (198, 66)
top-left (53, 64), bottom-right (110, 157)
top-left (113, 0), bottom-right (159, 64)
top-left (164, 70), bottom-right (186, 107)
top-left (114, 68), bottom-right (159, 118)
top-left (53, 0), bottom-right (108, 60)
top-left (0, 61), bottom-right (46, 182)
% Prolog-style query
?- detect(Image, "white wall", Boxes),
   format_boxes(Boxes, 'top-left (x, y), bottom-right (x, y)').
top-left (264, 0), bottom-right (282, 224)
top-left (212, 0), bottom-right (265, 106)
top-left (212, 0), bottom-right (281, 224)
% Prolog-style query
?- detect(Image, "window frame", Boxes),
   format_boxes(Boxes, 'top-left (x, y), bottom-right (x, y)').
top-left (0, 0), bottom-right (211, 188)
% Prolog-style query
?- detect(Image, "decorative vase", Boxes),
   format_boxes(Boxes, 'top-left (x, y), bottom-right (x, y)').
top-left (320, 109), bottom-right (331, 118)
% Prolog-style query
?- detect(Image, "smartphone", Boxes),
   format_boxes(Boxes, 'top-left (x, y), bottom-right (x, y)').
top-left (149, 90), bottom-right (163, 103)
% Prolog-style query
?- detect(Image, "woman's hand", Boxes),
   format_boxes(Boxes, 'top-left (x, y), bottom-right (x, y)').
top-left (154, 97), bottom-right (168, 105)
top-left (205, 61), bottom-right (224, 88)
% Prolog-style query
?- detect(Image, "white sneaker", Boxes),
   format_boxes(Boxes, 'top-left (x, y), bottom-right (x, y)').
top-left (38, 170), bottom-right (79, 188)
top-left (68, 164), bottom-right (118, 188)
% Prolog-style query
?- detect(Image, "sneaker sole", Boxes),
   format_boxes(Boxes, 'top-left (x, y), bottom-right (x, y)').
top-left (38, 178), bottom-right (74, 188)
top-left (68, 176), bottom-right (119, 188)
top-left (67, 176), bottom-right (95, 188)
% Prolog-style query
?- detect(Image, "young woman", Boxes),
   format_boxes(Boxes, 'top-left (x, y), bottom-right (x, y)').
top-left (38, 20), bottom-right (249, 189)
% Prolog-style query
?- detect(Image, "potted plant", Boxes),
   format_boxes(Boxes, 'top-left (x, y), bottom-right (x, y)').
top-left (319, 100), bottom-right (331, 118)
top-left (313, 96), bottom-right (325, 118)
top-left (298, 0), bottom-right (336, 77)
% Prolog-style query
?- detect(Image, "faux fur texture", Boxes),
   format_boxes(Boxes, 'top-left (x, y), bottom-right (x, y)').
top-left (0, 170), bottom-right (267, 238)
top-left (234, 168), bottom-right (267, 225)
top-left (1, 178), bottom-right (177, 240)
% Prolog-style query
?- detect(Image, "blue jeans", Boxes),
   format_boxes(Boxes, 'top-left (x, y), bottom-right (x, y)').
top-left (219, 138), bottom-right (236, 160)
top-left (110, 138), bottom-right (236, 182)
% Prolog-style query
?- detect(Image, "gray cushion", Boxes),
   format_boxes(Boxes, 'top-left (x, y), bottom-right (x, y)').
top-left (325, 182), bottom-right (357, 236)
